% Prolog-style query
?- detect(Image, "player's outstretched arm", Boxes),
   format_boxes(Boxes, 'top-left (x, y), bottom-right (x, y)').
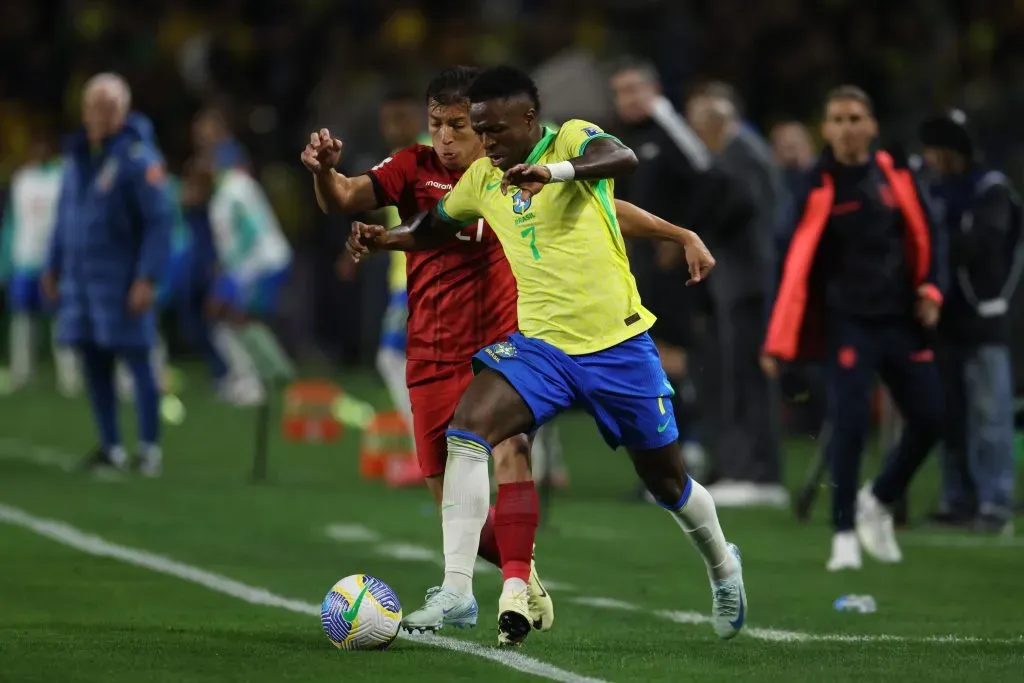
top-left (345, 209), bottom-right (462, 262)
top-left (301, 129), bottom-right (379, 215)
top-left (615, 199), bottom-right (715, 286)
top-left (502, 137), bottom-right (639, 199)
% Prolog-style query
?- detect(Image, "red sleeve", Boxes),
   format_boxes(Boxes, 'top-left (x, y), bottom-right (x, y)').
top-left (365, 145), bottom-right (420, 207)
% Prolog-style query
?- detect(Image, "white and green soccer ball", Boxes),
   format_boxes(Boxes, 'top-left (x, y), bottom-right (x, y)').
top-left (320, 574), bottom-right (402, 650)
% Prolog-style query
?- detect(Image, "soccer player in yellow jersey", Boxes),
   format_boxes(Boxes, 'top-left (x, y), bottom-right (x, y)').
top-left (352, 66), bottom-right (744, 645)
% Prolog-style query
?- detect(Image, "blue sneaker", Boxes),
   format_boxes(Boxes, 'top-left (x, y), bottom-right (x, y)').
top-left (710, 543), bottom-right (746, 639)
top-left (401, 586), bottom-right (478, 633)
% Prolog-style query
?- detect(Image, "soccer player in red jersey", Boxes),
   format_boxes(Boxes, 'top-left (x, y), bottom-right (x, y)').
top-left (302, 67), bottom-right (555, 636)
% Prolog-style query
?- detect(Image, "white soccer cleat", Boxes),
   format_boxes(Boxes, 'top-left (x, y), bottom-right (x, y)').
top-left (401, 586), bottom-right (478, 633)
top-left (710, 543), bottom-right (746, 639)
top-left (136, 446), bottom-right (162, 479)
top-left (497, 582), bottom-right (532, 647)
top-left (527, 559), bottom-right (554, 631)
top-left (218, 375), bottom-right (266, 407)
top-left (826, 531), bottom-right (862, 571)
top-left (856, 485), bottom-right (903, 563)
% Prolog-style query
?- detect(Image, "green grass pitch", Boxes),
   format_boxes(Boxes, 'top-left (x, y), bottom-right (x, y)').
top-left (0, 366), bottom-right (1021, 682)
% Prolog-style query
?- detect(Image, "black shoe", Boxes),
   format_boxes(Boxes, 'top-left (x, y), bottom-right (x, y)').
top-left (925, 509), bottom-right (975, 529)
top-left (77, 446), bottom-right (126, 474)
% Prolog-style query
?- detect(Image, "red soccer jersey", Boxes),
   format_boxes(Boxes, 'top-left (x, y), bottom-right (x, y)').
top-left (366, 144), bottom-right (518, 363)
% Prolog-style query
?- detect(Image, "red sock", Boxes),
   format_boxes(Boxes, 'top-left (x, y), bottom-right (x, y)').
top-left (494, 481), bottom-right (539, 582)
top-left (477, 506), bottom-right (502, 567)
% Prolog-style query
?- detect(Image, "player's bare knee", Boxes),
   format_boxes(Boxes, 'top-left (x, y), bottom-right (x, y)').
top-left (450, 399), bottom-right (492, 441)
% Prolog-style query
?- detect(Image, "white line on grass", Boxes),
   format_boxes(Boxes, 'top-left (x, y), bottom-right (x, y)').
top-left (0, 502), bottom-right (608, 683)
top-left (323, 523), bottom-right (578, 592)
top-left (0, 438), bottom-right (75, 471)
top-left (570, 597), bottom-right (1023, 645)
top-left (900, 533), bottom-right (1024, 549)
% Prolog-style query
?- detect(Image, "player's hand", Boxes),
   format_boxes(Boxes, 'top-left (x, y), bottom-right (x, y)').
top-left (915, 286), bottom-right (941, 328)
top-left (760, 354), bottom-right (780, 379)
top-left (127, 279), bottom-right (155, 316)
top-left (501, 163), bottom-right (552, 199)
top-left (41, 270), bottom-right (59, 302)
top-left (346, 222), bottom-right (387, 263)
top-left (301, 128), bottom-right (343, 174)
top-left (679, 230), bottom-right (715, 286)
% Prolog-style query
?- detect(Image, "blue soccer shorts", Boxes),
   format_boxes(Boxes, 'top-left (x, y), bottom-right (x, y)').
top-left (8, 272), bottom-right (45, 314)
top-left (472, 331), bottom-right (679, 451)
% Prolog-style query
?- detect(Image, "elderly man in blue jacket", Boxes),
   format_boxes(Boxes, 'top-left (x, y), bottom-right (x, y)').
top-left (43, 73), bottom-right (173, 477)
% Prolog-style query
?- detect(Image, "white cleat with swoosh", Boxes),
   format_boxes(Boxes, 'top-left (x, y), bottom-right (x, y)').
top-left (710, 543), bottom-right (746, 640)
top-left (401, 586), bottom-right (478, 633)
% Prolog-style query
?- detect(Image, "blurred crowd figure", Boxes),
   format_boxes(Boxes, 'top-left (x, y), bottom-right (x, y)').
top-left (610, 60), bottom-right (786, 508)
top-left (1, 71), bottom-right (293, 477)
top-left (609, 62), bottom-right (1020, 535)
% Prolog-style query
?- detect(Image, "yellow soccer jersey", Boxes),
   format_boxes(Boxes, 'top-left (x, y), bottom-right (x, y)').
top-left (436, 120), bottom-right (655, 355)
top-left (379, 205), bottom-right (406, 294)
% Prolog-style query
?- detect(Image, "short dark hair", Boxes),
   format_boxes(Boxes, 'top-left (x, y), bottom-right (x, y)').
top-left (689, 80), bottom-right (744, 117)
top-left (467, 65), bottom-right (541, 113)
top-left (610, 56), bottom-right (661, 85)
top-left (425, 66), bottom-right (481, 106)
top-left (824, 85), bottom-right (874, 116)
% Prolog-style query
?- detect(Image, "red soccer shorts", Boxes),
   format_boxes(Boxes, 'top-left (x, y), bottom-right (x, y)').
top-left (407, 359), bottom-right (475, 478)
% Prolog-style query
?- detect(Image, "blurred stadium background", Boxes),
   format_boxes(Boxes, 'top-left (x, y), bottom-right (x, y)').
top-left (1, 1), bottom-right (1023, 682)
top-left (4, 0), bottom-right (1024, 365)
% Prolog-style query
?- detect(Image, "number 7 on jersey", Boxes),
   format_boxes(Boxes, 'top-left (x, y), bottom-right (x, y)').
top-left (520, 225), bottom-right (540, 260)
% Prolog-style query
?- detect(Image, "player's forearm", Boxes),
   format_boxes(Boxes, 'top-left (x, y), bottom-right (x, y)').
top-left (567, 139), bottom-right (639, 181)
top-left (313, 170), bottom-right (358, 214)
top-left (378, 211), bottom-right (450, 252)
top-left (615, 199), bottom-right (694, 246)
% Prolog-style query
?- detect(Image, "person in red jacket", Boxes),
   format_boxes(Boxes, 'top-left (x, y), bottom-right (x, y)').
top-left (762, 86), bottom-right (946, 571)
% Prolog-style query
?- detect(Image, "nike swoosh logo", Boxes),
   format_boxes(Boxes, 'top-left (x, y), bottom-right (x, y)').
top-left (485, 181), bottom-right (501, 191)
top-left (729, 593), bottom-right (745, 630)
top-left (340, 583), bottom-right (370, 623)
top-left (441, 503), bottom-right (457, 510)
top-left (657, 418), bottom-right (671, 433)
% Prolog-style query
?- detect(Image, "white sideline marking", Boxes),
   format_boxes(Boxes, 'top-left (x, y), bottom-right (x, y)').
top-left (324, 524), bottom-right (498, 575)
top-left (571, 597), bottom-right (1024, 645)
top-left (324, 523), bottom-right (380, 543)
top-left (0, 438), bottom-right (75, 471)
top-left (323, 523), bottom-right (577, 591)
top-left (0, 502), bottom-right (608, 683)
top-left (900, 534), bottom-right (1024, 549)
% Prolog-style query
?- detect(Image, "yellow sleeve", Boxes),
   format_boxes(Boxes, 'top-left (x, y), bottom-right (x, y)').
top-left (554, 119), bottom-right (621, 161)
top-left (436, 159), bottom-right (484, 226)
top-left (387, 252), bottom-right (407, 292)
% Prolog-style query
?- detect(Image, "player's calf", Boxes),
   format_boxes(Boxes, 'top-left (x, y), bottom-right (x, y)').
top-left (630, 443), bottom-right (746, 639)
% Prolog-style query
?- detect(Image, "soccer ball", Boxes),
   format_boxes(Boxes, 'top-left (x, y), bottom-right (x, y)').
top-left (320, 574), bottom-right (402, 650)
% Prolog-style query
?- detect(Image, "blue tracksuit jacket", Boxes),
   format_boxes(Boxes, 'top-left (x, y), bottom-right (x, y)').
top-left (47, 113), bottom-right (173, 349)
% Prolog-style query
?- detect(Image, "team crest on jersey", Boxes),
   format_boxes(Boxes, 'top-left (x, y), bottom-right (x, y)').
top-left (95, 158), bottom-right (119, 193)
top-left (485, 340), bottom-right (517, 362)
top-left (512, 190), bottom-right (532, 215)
